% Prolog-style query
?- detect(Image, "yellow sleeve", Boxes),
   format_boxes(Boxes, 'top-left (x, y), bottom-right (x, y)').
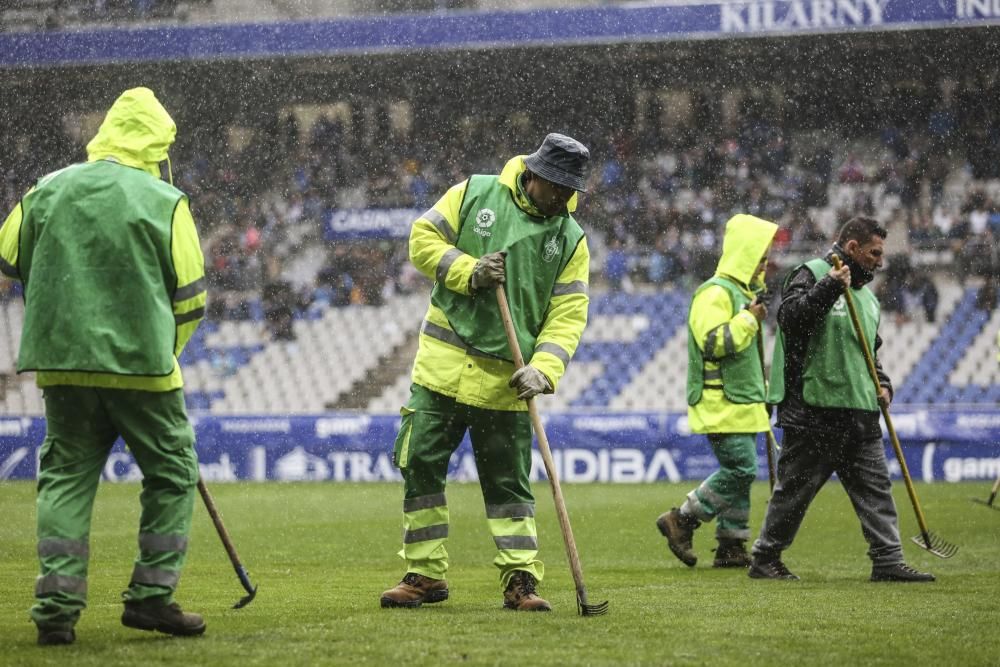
top-left (689, 285), bottom-right (759, 360)
top-left (0, 202), bottom-right (23, 279)
top-left (530, 237), bottom-right (590, 391)
top-left (408, 180), bottom-right (478, 295)
top-left (170, 197), bottom-right (206, 356)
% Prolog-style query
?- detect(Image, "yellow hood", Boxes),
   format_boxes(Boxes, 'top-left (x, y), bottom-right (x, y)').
top-left (86, 87), bottom-right (176, 178)
top-left (715, 214), bottom-right (778, 288)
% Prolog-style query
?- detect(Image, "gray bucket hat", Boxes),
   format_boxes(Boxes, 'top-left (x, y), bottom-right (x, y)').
top-left (523, 133), bottom-right (591, 193)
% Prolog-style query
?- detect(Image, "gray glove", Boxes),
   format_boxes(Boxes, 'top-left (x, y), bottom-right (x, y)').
top-left (509, 365), bottom-right (552, 400)
top-left (470, 251), bottom-right (506, 291)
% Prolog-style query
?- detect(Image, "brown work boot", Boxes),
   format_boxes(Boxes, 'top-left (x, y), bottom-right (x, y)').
top-left (121, 598), bottom-right (206, 636)
top-left (503, 571), bottom-right (552, 612)
top-left (656, 508), bottom-right (699, 567)
top-left (712, 538), bottom-right (752, 568)
top-left (380, 573), bottom-right (449, 608)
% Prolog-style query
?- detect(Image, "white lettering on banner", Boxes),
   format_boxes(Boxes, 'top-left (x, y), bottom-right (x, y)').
top-left (251, 446), bottom-right (267, 481)
top-left (922, 443), bottom-right (936, 482)
top-left (221, 419), bottom-right (291, 433)
top-left (0, 447), bottom-right (29, 479)
top-left (200, 454), bottom-right (237, 482)
top-left (572, 416), bottom-right (648, 432)
top-left (0, 419), bottom-right (25, 436)
top-left (275, 447), bottom-right (330, 481)
top-left (890, 410), bottom-right (933, 438)
top-left (721, 0), bottom-right (886, 33)
top-left (328, 209), bottom-right (422, 237)
top-left (104, 453), bottom-right (142, 482)
top-left (315, 416), bottom-right (372, 438)
top-left (955, 413), bottom-right (1000, 430)
top-left (326, 452), bottom-right (402, 481)
top-left (943, 456), bottom-right (1000, 482)
top-left (528, 448), bottom-right (680, 483)
top-left (958, 0), bottom-right (1000, 19)
top-left (452, 453), bottom-right (480, 482)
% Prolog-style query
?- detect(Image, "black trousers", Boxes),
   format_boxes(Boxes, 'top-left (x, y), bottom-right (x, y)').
top-left (752, 427), bottom-right (904, 567)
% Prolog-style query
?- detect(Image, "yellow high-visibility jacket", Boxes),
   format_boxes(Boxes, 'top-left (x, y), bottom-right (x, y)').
top-left (408, 155), bottom-right (590, 412)
top-left (688, 214), bottom-right (777, 433)
top-left (0, 88), bottom-right (205, 392)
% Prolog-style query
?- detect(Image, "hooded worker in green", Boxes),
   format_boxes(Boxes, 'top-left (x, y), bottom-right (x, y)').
top-left (0, 87), bottom-right (208, 645)
top-left (656, 214), bottom-right (777, 569)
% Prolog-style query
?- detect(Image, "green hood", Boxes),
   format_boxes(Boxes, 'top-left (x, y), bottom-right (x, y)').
top-left (715, 214), bottom-right (778, 288)
top-left (85, 87), bottom-right (176, 178)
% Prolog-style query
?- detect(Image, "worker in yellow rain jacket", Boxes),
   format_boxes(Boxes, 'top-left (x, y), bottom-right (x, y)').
top-left (656, 214), bottom-right (777, 569)
top-left (379, 134), bottom-right (591, 612)
top-left (0, 88), bottom-right (207, 645)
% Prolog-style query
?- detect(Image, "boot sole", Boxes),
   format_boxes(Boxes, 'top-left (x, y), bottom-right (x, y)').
top-left (122, 612), bottom-right (206, 636)
top-left (748, 569), bottom-right (799, 581)
top-left (380, 589), bottom-right (449, 608)
top-left (656, 517), bottom-right (697, 567)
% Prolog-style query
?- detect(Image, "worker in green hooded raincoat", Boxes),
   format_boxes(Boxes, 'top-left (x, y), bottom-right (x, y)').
top-left (655, 214), bottom-right (777, 569)
top-left (0, 87), bottom-right (208, 645)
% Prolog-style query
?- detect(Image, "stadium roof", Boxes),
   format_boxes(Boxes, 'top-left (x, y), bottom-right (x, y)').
top-left (1, 0), bottom-right (998, 68)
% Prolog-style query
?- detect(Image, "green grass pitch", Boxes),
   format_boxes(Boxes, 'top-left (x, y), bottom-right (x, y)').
top-left (1, 480), bottom-right (998, 665)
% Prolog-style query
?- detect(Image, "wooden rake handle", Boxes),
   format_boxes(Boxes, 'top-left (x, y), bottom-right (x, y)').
top-left (495, 286), bottom-right (592, 609)
top-left (756, 331), bottom-right (778, 492)
top-left (830, 256), bottom-right (933, 539)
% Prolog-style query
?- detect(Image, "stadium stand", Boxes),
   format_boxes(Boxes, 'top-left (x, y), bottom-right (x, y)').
top-left (1, 1), bottom-right (998, 418)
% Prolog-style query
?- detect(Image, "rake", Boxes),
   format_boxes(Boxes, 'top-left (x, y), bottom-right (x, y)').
top-left (832, 256), bottom-right (957, 559)
top-left (495, 286), bottom-right (608, 616)
top-left (756, 332), bottom-right (779, 492)
top-left (197, 478), bottom-right (259, 608)
top-left (971, 475), bottom-right (1000, 511)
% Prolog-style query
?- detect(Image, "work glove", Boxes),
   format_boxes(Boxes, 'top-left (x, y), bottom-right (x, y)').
top-left (470, 251), bottom-right (506, 291)
top-left (509, 365), bottom-right (552, 400)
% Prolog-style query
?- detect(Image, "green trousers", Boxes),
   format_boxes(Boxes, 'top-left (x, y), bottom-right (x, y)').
top-left (680, 433), bottom-right (758, 540)
top-left (31, 386), bottom-right (199, 630)
top-left (393, 384), bottom-right (543, 588)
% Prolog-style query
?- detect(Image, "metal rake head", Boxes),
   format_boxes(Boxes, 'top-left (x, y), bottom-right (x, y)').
top-left (577, 598), bottom-right (609, 617)
top-left (233, 565), bottom-right (258, 609)
top-left (971, 497), bottom-right (1000, 511)
top-left (910, 532), bottom-right (958, 559)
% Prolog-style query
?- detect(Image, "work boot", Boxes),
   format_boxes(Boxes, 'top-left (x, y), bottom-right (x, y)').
top-left (655, 508), bottom-right (699, 567)
top-left (503, 571), bottom-right (552, 612)
top-left (36, 625), bottom-right (75, 646)
top-left (748, 557), bottom-right (799, 580)
top-left (712, 538), bottom-right (752, 568)
top-left (121, 598), bottom-right (206, 636)
top-left (380, 573), bottom-right (449, 608)
top-left (870, 563), bottom-right (935, 583)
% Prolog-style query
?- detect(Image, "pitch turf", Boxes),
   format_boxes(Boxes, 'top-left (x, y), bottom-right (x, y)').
top-left (1, 480), bottom-right (998, 665)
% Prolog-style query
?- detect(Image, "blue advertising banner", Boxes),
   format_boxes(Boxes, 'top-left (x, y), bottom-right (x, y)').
top-left (324, 209), bottom-right (421, 241)
top-left (2, 410), bottom-right (998, 483)
top-left (1, 1), bottom-right (998, 68)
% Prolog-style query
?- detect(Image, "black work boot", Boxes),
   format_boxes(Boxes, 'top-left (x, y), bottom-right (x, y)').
top-left (503, 571), bottom-right (552, 612)
top-left (36, 625), bottom-right (75, 646)
top-left (656, 508), bottom-right (699, 567)
top-left (380, 573), bottom-right (449, 608)
top-left (748, 556), bottom-right (800, 580)
top-left (122, 598), bottom-right (206, 636)
top-left (870, 563), bottom-right (935, 583)
top-left (712, 538), bottom-right (752, 568)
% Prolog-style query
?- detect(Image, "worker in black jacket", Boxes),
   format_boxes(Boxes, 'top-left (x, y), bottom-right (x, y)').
top-left (748, 216), bottom-right (934, 583)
